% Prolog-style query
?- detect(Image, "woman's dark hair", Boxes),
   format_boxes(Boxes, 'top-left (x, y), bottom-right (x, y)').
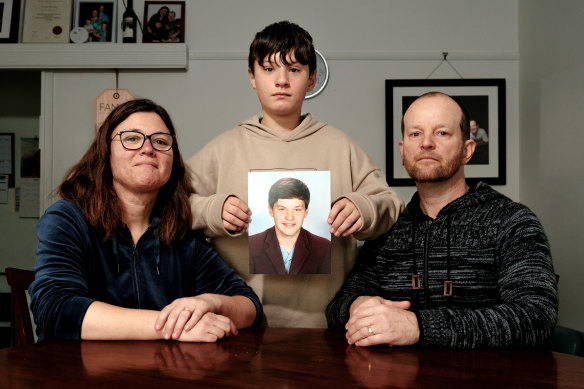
top-left (58, 98), bottom-right (193, 246)
top-left (157, 6), bottom-right (170, 16)
top-left (248, 21), bottom-right (317, 75)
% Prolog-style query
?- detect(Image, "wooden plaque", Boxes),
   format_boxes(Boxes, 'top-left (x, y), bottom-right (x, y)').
top-left (94, 89), bottom-right (135, 133)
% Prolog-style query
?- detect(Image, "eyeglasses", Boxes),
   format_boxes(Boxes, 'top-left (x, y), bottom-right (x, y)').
top-left (113, 131), bottom-right (174, 151)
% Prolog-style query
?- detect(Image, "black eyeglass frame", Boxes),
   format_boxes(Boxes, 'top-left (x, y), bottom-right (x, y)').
top-left (113, 131), bottom-right (175, 152)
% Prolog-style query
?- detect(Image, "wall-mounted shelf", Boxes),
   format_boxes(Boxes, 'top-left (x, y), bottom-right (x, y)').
top-left (0, 43), bottom-right (188, 70)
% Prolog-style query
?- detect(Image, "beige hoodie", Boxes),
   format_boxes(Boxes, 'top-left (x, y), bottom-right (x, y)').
top-left (186, 114), bottom-right (404, 327)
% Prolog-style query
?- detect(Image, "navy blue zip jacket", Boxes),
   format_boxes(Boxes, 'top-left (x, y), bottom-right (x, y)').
top-left (30, 200), bottom-right (263, 341)
top-left (326, 182), bottom-right (558, 348)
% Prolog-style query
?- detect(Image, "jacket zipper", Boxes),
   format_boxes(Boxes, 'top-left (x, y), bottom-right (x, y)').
top-left (132, 244), bottom-right (141, 309)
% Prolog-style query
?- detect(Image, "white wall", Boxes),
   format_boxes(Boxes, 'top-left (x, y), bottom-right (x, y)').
top-left (519, 0), bottom-right (584, 331)
top-left (42, 0), bottom-right (520, 206)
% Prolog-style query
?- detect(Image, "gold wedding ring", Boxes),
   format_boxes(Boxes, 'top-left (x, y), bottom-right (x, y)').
top-left (368, 327), bottom-right (374, 336)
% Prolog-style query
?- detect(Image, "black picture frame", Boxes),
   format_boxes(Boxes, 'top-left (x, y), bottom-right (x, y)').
top-left (143, 1), bottom-right (185, 43)
top-left (0, 0), bottom-right (21, 43)
top-left (73, 0), bottom-right (117, 43)
top-left (386, 78), bottom-right (506, 186)
top-left (0, 133), bottom-right (15, 187)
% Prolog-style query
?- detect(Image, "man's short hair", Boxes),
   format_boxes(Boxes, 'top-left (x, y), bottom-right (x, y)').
top-left (248, 20), bottom-right (317, 76)
top-left (400, 92), bottom-right (471, 141)
top-left (268, 177), bottom-right (310, 209)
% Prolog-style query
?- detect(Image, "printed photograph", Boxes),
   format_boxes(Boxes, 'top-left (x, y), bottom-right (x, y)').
top-left (248, 171), bottom-right (331, 275)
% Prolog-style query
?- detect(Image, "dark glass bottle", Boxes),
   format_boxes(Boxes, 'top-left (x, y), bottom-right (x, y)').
top-left (122, 0), bottom-right (137, 43)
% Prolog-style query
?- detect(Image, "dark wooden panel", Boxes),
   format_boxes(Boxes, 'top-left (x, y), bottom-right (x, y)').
top-left (1, 328), bottom-right (583, 388)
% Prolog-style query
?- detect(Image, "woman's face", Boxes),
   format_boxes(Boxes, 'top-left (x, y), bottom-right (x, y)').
top-left (109, 112), bottom-right (174, 197)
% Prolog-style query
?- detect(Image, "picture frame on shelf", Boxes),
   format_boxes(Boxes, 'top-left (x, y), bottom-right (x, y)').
top-left (143, 1), bottom-right (184, 43)
top-left (73, 0), bottom-right (117, 43)
top-left (386, 78), bottom-right (506, 186)
top-left (21, 0), bottom-right (72, 43)
top-left (0, 0), bottom-right (20, 43)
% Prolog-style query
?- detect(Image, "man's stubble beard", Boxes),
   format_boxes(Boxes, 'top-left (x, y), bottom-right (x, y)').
top-left (404, 148), bottom-right (464, 184)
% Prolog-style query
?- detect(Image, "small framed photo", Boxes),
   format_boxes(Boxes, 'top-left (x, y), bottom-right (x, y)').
top-left (73, 0), bottom-right (117, 42)
top-left (386, 78), bottom-right (506, 186)
top-left (143, 1), bottom-right (184, 43)
top-left (0, 0), bottom-right (21, 43)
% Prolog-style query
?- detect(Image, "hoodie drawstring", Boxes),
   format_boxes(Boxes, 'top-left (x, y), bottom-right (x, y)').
top-left (411, 217), bottom-right (453, 298)
top-left (444, 216), bottom-right (453, 297)
top-left (411, 227), bottom-right (421, 290)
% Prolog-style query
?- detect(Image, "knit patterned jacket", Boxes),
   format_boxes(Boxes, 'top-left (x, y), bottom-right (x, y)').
top-left (326, 182), bottom-right (558, 348)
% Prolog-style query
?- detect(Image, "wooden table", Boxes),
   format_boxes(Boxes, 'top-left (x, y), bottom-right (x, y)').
top-left (2, 328), bottom-right (583, 388)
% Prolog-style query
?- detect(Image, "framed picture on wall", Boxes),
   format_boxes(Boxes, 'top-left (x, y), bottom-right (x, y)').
top-left (0, 0), bottom-right (21, 43)
top-left (143, 1), bottom-right (184, 43)
top-left (73, 0), bottom-right (117, 42)
top-left (0, 133), bottom-right (15, 187)
top-left (386, 78), bottom-right (506, 186)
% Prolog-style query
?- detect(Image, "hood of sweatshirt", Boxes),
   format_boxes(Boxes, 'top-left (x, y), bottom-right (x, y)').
top-left (404, 181), bottom-right (505, 222)
top-left (239, 113), bottom-right (328, 142)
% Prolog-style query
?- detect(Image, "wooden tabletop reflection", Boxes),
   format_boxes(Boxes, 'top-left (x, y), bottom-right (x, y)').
top-left (2, 328), bottom-right (583, 388)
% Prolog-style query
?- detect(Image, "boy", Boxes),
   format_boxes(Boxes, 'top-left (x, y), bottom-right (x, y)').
top-left (249, 177), bottom-right (331, 275)
top-left (186, 21), bottom-right (404, 327)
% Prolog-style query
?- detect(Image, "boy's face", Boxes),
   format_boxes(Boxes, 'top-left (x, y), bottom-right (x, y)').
top-left (268, 198), bottom-right (308, 241)
top-left (248, 51), bottom-right (316, 124)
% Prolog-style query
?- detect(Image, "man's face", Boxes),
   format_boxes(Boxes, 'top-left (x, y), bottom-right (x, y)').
top-left (470, 120), bottom-right (478, 134)
top-left (399, 95), bottom-right (474, 183)
top-left (268, 198), bottom-right (308, 240)
top-left (248, 51), bottom-right (316, 122)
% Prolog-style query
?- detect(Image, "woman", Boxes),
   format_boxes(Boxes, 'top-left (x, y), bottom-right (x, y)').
top-left (145, 6), bottom-right (169, 42)
top-left (30, 99), bottom-right (262, 342)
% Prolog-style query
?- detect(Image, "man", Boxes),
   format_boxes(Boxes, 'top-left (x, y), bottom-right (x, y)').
top-left (469, 119), bottom-right (489, 164)
top-left (470, 120), bottom-right (489, 146)
top-left (326, 92), bottom-right (558, 348)
top-left (249, 177), bottom-right (330, 275)
top-left (163, 11), bottom-right (181, 42)
top-left (98, 5), bottom-right (109, 23)
top-left (186, 21), bottom-right (403, 327)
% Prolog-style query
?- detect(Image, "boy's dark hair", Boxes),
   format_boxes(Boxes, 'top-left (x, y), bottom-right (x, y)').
top-left (400, 92), bottom-right (471, 141)
top-left (268, 177), bottom-right (310, 209)
top-left (248, 21), bottom-right (317, 75)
